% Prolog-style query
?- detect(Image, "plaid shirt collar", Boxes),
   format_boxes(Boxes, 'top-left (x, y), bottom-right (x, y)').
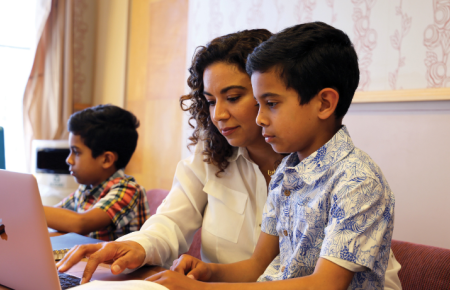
top-left (79, 169), bottom-right (126, 198)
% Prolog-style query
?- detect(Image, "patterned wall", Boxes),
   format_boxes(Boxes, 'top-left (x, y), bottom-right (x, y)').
top-left (186, 0), bottom-right (450, 92)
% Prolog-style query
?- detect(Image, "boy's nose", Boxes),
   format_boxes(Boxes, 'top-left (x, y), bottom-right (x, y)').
top-left (256, 110), bottom-right (268, 127)
top-left (66, 154), bottom-right (74, 166)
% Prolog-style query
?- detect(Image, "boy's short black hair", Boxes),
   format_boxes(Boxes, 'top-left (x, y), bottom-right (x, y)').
top-left (68, 104), bottom-right (139, 169)
top-left (246, 22), bottom-right (359, 119)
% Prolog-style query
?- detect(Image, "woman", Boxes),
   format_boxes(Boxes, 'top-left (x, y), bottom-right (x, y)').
top-left (119, 29), bottom-right (283, 267)
top-left (57, 29), bottom-right (401, 289)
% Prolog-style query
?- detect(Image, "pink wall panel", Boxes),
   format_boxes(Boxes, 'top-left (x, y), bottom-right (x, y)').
top-left (346, 101), bottom-right (450, 249)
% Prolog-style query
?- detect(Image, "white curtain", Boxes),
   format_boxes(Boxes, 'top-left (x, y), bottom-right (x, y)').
top-left (0, 0), bottom-right (51, 172)
top-left (23, 0), bottom-right (73, 171)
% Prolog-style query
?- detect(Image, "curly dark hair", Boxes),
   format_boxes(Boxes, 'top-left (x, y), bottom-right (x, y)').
top-left (180, 29), bottom-right (272, 176)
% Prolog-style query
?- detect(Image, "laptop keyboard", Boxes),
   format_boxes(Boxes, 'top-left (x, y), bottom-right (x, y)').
top-left (58, 272), bottom-right (81, 290)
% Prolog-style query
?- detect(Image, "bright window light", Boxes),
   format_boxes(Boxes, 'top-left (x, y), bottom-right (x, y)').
top-left (0, 0), bottom-right (42, 172)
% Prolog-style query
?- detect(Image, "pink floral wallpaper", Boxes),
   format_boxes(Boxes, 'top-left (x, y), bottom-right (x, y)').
top-left (352, 0), bottom-right (377, 91)
top-left (424, 0), bottom-right (450, 88)
top-left (187, 0), bottom-right (449, 91)
top-left (389, 0), bottom-right (411, 90)
top-left (295, 0), bottom-right (317, 23)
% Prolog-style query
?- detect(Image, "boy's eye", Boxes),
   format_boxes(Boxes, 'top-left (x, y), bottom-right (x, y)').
top-left (267, 101), bottom-right (277, 108)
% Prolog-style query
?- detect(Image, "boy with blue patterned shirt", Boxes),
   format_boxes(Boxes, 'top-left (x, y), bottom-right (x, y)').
top-left (256, 126), bottom-right (394, 288)
top-left (148, 22), bottom-right (397, 290)
top-left (248, 21), bottom-right (396, 289)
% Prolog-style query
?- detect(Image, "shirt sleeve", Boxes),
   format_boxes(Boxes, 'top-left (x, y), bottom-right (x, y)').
top-left (320, 176), bottom-right (394, 271)
top-left (322, 256), bottom-right (366, 272)
top-left (92, 178), bottom-right (143, 230)
top-left (55, 191), bottom-right (76, 210)
top-left (117, 145), bottom-right (208, 269)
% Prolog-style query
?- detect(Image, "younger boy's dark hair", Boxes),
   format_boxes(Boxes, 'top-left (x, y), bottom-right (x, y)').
top-left (68, 104), bottom-right (140, 169)
top-left (246, 22), bottom-right (359, 119)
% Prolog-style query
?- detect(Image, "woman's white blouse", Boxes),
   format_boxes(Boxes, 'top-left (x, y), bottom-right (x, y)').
top-left (119, 143), bottom-right (267, 269)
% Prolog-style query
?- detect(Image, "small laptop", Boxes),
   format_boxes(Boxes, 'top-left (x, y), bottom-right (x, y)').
top-left (0, 170), bottom-right (81, 290)
top-left (0, 127), bottom-right (5, 169)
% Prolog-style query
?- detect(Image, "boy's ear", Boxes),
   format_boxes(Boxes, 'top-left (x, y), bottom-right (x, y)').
top-left (101, 151), bottom-right (118, 169)
top-left (317, 88), bottom-right (339, 120)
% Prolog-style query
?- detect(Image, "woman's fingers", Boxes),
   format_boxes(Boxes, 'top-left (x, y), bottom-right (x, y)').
top-left (56, 240), bottom-right (146, 284)
top-left (110, 240), bottom-right (147, 271)
top-left (56, 243), bottom-right (103, 272)
top-left (109, 254), bottom-right (138, 274)
top-left (81, 241), bottom-right (146, 283)
top-left (79, 242), bottom-right (122, 283)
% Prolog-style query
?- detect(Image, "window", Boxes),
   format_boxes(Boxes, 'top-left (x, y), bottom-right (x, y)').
top-left (0, 0), bottom-right (48, 172)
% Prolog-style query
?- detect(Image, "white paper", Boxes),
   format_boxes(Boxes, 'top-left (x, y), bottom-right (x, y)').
top-left (73, 280), bottom-right (169, 290)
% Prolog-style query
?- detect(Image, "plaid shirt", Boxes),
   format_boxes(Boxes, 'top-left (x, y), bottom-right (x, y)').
top-left (56, 169), bottom-right (150, 241)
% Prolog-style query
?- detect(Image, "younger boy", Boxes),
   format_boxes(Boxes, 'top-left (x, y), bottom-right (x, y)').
top-left (149, 22), bottom-right (396, 290)
top-left (44, 105), bottom-right (150, 241)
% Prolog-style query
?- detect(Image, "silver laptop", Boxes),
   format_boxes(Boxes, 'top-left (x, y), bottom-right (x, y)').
top-left (0, 170), bottom-right (81, 290)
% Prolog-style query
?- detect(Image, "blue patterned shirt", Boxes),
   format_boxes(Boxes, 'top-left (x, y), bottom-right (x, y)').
top-left (258, 126), bottom-right (395, 289)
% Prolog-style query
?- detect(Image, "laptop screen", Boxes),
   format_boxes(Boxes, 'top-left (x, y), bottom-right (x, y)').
top-left (0, 127), bottom-right (5, 169)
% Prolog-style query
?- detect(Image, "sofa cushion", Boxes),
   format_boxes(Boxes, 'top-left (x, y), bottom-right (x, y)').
top-left (391, 239), bottom-right (450, 290)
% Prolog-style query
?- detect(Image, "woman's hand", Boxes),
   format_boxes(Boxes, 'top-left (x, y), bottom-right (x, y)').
top-left (56, 240), bottom-right (146, 284)
top-left (146, 270), bottom-right (207, 290)
top-left (170, 254), bottom-right (213, 281)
